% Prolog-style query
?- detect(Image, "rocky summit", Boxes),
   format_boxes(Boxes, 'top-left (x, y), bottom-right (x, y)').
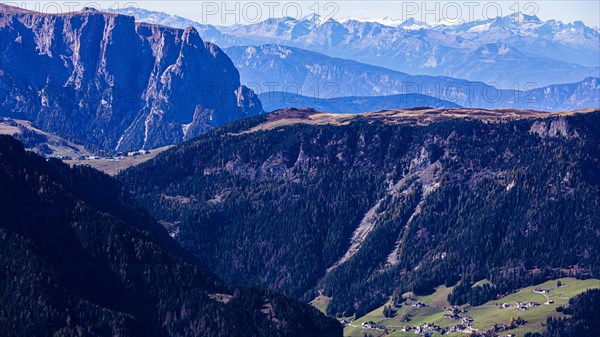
top-left (0, 5), bottom-right (262, 152)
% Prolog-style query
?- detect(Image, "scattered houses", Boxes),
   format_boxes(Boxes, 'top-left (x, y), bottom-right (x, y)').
top-left (127, 149), bottom-right (150, 157)
top-left (506, 300), bottom-right (545, 311)
top-left (63, 149), bottom-right (154, 162)
top-left (360, 321), bottom-right (373, 329)
top-left (443, 313), bottom-right (461, 320)
top-left (515, 302), bottom-right (529, 311)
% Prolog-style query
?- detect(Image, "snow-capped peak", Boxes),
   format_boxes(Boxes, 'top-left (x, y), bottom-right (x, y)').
top-left (300, 13), bottom-right (327, 25)
top-left (432, 18), bottom-right (466, 27)
top-left (493, 11), bottom-right (541, 26)
top-left (399, 17), bottom-right (430, 30)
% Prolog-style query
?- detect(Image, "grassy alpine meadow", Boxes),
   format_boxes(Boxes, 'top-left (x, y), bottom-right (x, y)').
top-left (338, 278), bottom-right (600, 337)
top-left (311, 295), bottom-right (333, 315)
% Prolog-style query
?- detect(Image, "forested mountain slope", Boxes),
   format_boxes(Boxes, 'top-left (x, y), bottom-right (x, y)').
top-left (0, 135), bottom-right (341, 337)
top-left (119, 108), bottom-right (600, 317)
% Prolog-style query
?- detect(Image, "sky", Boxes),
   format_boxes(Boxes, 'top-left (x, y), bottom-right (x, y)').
top-left (5, 1), bottom-right (600, 27)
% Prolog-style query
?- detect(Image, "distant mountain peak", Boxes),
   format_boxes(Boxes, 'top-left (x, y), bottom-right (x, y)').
top-left (106, 6), bottom-right (600, 87)
top-left (399, 17), bottom-right (430, 29)
top-left (492, 11), bottom-right (542, 27)
top-left (511, 11), bottom-right (541, 22)
top-left (300, 13), bottom-right (325, 25)
top-left (339, 16), bottom-right (407, 27)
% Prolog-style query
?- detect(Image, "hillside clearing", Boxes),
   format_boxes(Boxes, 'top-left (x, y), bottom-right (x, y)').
top-left (342, 278), bottom-right (600, 337)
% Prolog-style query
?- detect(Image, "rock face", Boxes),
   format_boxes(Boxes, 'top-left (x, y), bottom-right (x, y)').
top-left (0, 5), bottom-right (262, 152)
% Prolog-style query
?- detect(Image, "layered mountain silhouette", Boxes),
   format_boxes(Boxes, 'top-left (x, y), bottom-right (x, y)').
top-left (258, 92), bottom-right (461, 113)
top-left (226, 44), bottom-right (600, 111)
top-left (102, 7), bottom-right (599, 112)
top-left (114, 7), bottom-right (600, 87)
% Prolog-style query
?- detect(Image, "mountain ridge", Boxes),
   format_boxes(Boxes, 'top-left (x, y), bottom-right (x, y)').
top-left (227, 44), bottom-right (600, 112)
top-left (118, 107), bottom-right (600, 317)
top-left (258, 92), bottom-right (462, 113)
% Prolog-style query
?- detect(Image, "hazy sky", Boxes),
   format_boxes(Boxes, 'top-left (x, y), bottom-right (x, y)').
top-left (7, 1), bottom-right (600, 27)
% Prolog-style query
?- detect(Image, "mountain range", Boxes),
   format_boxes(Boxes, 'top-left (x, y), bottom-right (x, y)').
top-left (226, 44), bottom-right (600, 112)
top-left (113, 8), bottom-right (600, 87)
top-left (103, 8), bottom-right (600, 112)
top-left (0, 5), bottom-right (262, 153)
top-left (1, 5), bottom-right (598, 155)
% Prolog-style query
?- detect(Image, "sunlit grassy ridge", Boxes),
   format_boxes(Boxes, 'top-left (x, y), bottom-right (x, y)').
top-left (244, 108), bottom-right (600, 133)
top-left (339, 278), bottom-right (600, 337)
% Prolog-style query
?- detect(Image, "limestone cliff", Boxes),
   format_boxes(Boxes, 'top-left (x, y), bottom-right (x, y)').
top-left (0, 5), bottom-right (262, 152)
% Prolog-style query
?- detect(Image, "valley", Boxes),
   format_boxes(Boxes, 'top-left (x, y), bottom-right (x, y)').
top-left (64, 146), bottom-right (172, 175)
top-left (0, 134), bottom-right (342, 337)
top-left (0, 117), bottom-right (91, 158)
top-left (0, 117), bottom-right (170, 175)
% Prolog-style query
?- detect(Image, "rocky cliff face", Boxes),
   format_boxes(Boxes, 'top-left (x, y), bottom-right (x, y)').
top-left (0, 5), bottom-right (262, 152)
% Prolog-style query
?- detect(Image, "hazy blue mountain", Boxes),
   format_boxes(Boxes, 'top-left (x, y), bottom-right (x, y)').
top-left (228, 44), bottom-right (599, 112)
top-left (0, 5), bottom-right (262, 153)
top-left (258, 92), bottom-right (461, 112)
top-left (112, 8), bottom-right (600, 87)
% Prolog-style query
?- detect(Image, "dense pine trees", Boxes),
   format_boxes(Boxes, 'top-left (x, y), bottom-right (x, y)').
top-left (0, 135), bottom-right (341, 337)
